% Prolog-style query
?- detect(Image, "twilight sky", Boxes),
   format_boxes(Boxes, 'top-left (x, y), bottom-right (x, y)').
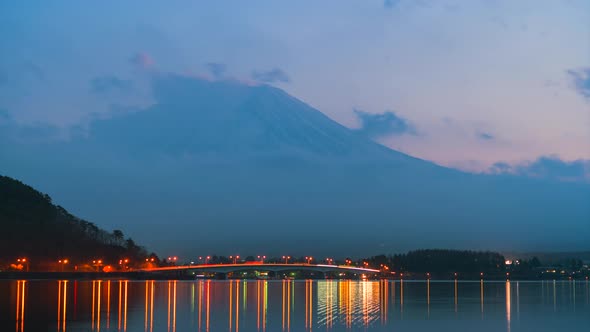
top-left (1, 0), bottom-right (589, 172)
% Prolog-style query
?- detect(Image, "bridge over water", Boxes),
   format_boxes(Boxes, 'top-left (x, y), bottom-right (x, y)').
top-left (139, 263), bottom-right (380, 277)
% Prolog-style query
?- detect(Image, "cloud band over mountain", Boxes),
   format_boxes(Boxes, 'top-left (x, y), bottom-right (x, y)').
top-left (353, 109), bottom-right (416, 139)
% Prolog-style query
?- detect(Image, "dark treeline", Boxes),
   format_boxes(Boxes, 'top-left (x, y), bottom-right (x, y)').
top-left (361, 249), bottom-right (588, 279)
top-left (0, 176), bottom-right (157, 269)
top-left (364, 250), bottom-right (505, 274)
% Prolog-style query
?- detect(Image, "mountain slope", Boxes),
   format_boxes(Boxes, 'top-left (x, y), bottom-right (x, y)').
top-left (85, 75), bottom-right (422, 163)
top-left (0, 75), bottom-right (588, 257)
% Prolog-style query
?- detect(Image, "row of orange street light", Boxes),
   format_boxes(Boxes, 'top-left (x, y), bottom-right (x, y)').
top-left (159, 256), bottom-right (417, 267)
top-left (11, 256), bottom-right (518, 279)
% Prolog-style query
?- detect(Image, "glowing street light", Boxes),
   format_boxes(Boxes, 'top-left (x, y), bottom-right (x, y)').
top-left (229, 255), bottom-right (240, 264)
top-left (92, 259), bottom-right (103, 272)
top-left (58, 259), bottom-right (69, 272)
top-left (305, 256), bottom-right (313, 264)
top-left (282, 256), bottom-right (291, 264)
top-left (326, 258), bottom-right (334, 265)
top-left (206, 256), bottom-right (211, 264)
top-left (16, 258), bottom-right (29, 272)
top-left (119, 258), bottom-right (130, 270)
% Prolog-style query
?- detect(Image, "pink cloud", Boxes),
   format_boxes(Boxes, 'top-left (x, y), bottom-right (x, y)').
top-left (129, 52), bottom-right (155, 68)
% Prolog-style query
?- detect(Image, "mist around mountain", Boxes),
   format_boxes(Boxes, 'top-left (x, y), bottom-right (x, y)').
top-left (1, 74), bottom-right (589, 257)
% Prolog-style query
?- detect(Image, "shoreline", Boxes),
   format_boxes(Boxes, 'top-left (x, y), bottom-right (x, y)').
top-left (0, 271), bottom-right (585, 281)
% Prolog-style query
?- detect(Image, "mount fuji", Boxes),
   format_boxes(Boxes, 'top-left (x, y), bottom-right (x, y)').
top-left (1, 74), bottom-right (588, 257)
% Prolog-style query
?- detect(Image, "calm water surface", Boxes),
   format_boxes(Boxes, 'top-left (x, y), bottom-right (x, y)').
top-left (2, 279), bottom-right (589, 331)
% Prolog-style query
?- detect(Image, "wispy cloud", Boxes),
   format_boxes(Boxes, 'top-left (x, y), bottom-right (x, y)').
top-left (129, 52), bottom-right (155, 68)
top-left (0, 109), bottom-right (61, 142)
top-left (353, 109), bottom-right (416, 139)
top-left (567, 67), bottom-right (590, 100)
top-left (489, 155), bottom-right (590, 183)
top-left (383, 0), bottom-right (400, 9)
top-left (477, 132), bottom-right (494, 141)
top-left (0, 109), bottom-right (11, 122)
top-left (205, 63), bottom-right (227, 79)
top-left (251, 68), bottom-right (290, 83)
top-left (22, 61), bottom-right (45, 81)
top-left (90, 76), bottom-right (133, 94)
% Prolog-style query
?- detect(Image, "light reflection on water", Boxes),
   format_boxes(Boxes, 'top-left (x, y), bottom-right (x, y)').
top-left (2, 279), bottom-right (589, 331)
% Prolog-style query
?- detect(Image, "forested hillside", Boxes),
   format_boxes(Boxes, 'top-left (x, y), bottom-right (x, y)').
top-left (0, 175), bottom-right (153, 269)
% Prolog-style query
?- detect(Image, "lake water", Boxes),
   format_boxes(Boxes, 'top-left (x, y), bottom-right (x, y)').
top-left (2, 279), bottom-right (589, 331)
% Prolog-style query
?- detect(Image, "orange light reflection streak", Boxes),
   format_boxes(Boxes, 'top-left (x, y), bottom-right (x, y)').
top-left (506, 281), bottom-right (511, 332)
top-left (257, 281), bottom-right (261, 331)
top-left (62, 281), bottom-right (67, 332)
top-left (57, 281), bottom-right (61, 331)
top-left (16, 281), bottom-right (20, 332)
top-left (56, 281), bottom-right (68, 332)
top-left (107, 281), bottom-right (111, 329)
top-left (173, 281), bottom-right (177, 332)
top-left (230, 280), bottom-right (233, 331)
top-left (16, 281), bottom-right (26, 332)
top-left (92, 281), bottom-right (96, 330)
top-left (145, 281), bottom-right (149, 332)
top-left (347, 281), bottom-right (352, 328)
top-left (167, 281), bottom-right (171, 332)
top-left (282, 281), bottom-right (285, 330)
top-left (124, 281), bottom-right (128, 332)
top-left (118, 281), bottom-right (122, 330)
top-left (198, 281), bottom-right (202, 331)
top-left (150, 281), bottom-right (155, 332)
top-left (206, 281), bottom-right (211, 332)
top-left (263, 281), bottom-right (267, 332)
top-left (287, 280), bottom-right (291, 331)
top-left (97, 280), bottom-right (102, 331)
top-left (480, 279), bottom-right (484, 318)
top-left (236, 280), bottom-right (240, 332)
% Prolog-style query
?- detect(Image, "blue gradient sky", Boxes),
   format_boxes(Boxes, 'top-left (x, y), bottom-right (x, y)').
top-left (1, 0), bottom-right (589, 171)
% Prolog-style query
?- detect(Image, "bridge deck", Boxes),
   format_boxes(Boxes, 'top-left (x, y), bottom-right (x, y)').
top-left (138, 263), bottom-right (380, 274)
